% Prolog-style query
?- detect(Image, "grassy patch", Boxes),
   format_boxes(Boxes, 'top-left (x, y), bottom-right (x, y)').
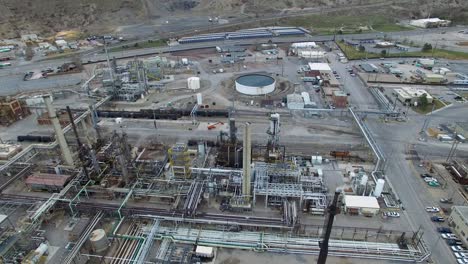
top-left (281, 14), bottom-right (410, 34)
top-left (461, 93), bottom-right (468, 100)
top-left (412, 99), bottom-right (445, 114)
top-left (109, 39), bottom-right (167, 52)
top-left (336, 41), bottom-right (380, 59)
top-left (337, 41), bottom-right (468, 60)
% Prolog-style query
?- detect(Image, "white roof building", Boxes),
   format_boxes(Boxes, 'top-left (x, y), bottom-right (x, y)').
top-left (287, 94), bottom-right (304, 110)
top-left (308, 63), bottom-right (332, 73)
top-left (395, 87), bottom-right (433, 104)
top-left (410, 18), bottom-right (451, 28)
top-left (343, 195), bottom-right (380, 215)
top-left (298, 50), bottom-right (326, 59)
top-left (55, 39), bottom-right (68, 48)
top-left (291, 42), bottom-right (317, 49)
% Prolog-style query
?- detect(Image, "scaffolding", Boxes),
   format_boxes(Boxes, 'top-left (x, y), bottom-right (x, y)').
top-left (168, 143), bottom-right (191, 179)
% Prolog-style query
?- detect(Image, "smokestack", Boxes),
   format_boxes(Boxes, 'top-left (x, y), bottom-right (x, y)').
top-left (43, 95), bottom-right (74, 166)
top-left (242, 123), bottom-right (251, 198)
top-left (229, 118), bottom-right (236, 143)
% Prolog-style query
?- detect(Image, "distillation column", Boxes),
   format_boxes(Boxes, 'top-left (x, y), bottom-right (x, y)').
top-left (242, 123), bottom-right (252, 198)
top-left (43, 95), bottom-right (74, 166)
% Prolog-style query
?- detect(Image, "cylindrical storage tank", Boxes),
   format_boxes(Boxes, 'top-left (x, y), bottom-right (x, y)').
top-left (34, 243), bottom-right (48, 256)
top-left (360, 174), bottom-right (368, 186)
top-left (373, 179), bottom-right (385, 197)
top-left (235, 74), bottom-right (275, 95)
top-left (187, 77), bottom-right (200, 90)
top-left (89, 229), bottom-right (109, 253)
top-left (196, 93), bottom-right (203, 105)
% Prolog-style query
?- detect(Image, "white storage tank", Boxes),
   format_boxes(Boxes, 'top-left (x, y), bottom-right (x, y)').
top-left (373, 179), bottom-right (385, 197)
top-left (360, 174), bottom-right (368, 186)
top-left (235, 74), bottom-right (276, 95)
top-left (196, 93), bottom-right (203, 105)
top-left (89, 229), bottom-right (109, 253)
top-left (187, 77), bottom-right (201, 90)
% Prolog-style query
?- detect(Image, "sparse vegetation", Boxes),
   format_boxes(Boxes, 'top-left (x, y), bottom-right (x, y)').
top-left (412, 98), bottom-right (445, 114)
top-left (337, 41), bottom-right (468, 60)
top-left (281, 13), bottom-right (411, 35)
top-left (422, 43), bottom-right (433, 52)
top-left (109, 39), bottom-right (167, 52)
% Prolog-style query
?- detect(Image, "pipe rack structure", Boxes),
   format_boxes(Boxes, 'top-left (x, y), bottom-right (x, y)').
top-left (148, 226), bottom-right (429, 262)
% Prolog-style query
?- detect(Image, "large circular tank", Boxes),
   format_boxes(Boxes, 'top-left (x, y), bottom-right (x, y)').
top-left (89, 229), bottom-right (109, 253)
top-left (235, 74), bottom-right (275, 95)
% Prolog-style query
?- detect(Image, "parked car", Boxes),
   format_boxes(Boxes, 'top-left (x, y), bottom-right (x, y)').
top-left (455, 252), bottom-right (468, 258)
top-left (442, 233), bottom-right (457, 239)
top-left (428, 181), bottom-right (440, 187)
top-left (424, 177), bottom-right (437, 182)
top-left (457, 258), bottom-right (468, 264)
top-left (387, 212), bottom-right (400, 218)
top-left (452, 246), bottom-right (466, 252)
top-left (426, 207), bottom-right (440, 213)
top-left (421, 173), bottom-right (432, 178)
top-left (437, 227), bottom-right (452, 233)
top-left (350, 73), bottom-right (356, 77)
top-left (447, 239), bottom-right (463, 246)
top-left (432, 216), bottom-right (445, 222)
top-left (440, 198), bottom-right (453, 204)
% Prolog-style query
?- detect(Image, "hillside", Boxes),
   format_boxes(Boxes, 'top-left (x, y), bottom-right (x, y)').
top-left (0, 0), bottom-right (466, 39)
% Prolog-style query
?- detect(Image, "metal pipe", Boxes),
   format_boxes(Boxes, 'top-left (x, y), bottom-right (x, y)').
top-left (242, 122), bottom-right (252, 198)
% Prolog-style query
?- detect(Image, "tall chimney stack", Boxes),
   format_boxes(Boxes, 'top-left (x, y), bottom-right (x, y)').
top-left (43, 95), bottom-right (74, 166)
top-left (242, 123), bottom-right (251, 198)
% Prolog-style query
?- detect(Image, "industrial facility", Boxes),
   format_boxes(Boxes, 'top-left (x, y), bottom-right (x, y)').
top-left (2, 25), bottom-right (466, 264)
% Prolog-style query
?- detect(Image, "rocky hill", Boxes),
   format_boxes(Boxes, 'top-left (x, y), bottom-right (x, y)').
top-left (0, 0), bottom-right (466, 39)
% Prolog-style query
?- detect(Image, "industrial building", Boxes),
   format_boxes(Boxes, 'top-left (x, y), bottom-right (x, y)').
top-left (332, 91), bottom-right (348, 108)
top-left (360, 63), bottom-right (379, 73)
top-left (417, 59), bottom-right (435, 69)
top-left (449, 206), bottom-right (468, 244)
top-left (308, 63), bottom-right (332, 74)
top-left (394, 87), bottom-right (433, 104)
top-left (423, 73), bottom-right (445, 84)
top-left (25, 172), bottom-right (73, 192)
top-left (287, 94), bottom-right (305, 109)
top-left (0, 97), bottom-right (31, 126)
top-left (343, 195), bottom-right (380, 216)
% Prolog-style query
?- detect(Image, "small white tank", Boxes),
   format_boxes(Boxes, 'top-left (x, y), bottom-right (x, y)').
top-left (196, 93), bottom-right (203, 105)
top-left (360, 174), bottom-right (368, 186)
top-left (373, 179), bottom-right (385, 197)
top-left (187, 77), bottom-right (200, 90)
top-left (89, 229), bottom-right (109, 253)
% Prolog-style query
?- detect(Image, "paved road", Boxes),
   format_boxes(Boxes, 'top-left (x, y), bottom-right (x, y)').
top-left (331, 46), bottom-right (468, 262)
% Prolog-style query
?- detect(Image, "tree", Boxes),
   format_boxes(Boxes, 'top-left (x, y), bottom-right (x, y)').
top-left (358, 45), bottom-right (365, 52)
top-left (380, 50), bottom-right (387, 56)
top-left (419, 93), bottom-right (428, 108)
top-left (422, 43), bottom-right (433, 52)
